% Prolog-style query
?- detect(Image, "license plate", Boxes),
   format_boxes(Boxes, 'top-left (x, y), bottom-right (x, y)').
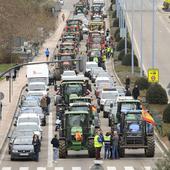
top-left (20, 153), bottom-right (29, 156)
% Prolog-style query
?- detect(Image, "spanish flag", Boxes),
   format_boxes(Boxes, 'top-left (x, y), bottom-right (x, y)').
top-left (142, 110), bottom-right (156, 126)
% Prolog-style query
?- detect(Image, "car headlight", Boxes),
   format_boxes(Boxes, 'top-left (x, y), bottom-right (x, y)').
top-left (12, 149), bottom-right (18, 153)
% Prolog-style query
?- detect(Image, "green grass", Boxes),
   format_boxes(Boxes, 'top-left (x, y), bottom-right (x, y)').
top-left (0, 64), bottom-right (14, 73)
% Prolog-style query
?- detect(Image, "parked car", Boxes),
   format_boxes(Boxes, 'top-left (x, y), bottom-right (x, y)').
top-left (10, 136), bottom-right (35, 161)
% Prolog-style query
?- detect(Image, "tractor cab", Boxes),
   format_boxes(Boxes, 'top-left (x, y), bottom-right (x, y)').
top-left (89, 21), bottom-right (105, 33)
top-left (74, 2), bottom-right (88, 15)
top-left (59, 111), bottom-right (95, 158)
top-left (69, 94), bottom-right (92, 104)
top-left (66, 19), bottom-right (83, 30)
top-left (117, 110), bottom-right (155, 158)
top-left (116, 96), bottom-right (142, 123)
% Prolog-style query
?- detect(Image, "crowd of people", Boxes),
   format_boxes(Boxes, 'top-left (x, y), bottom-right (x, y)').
top-left (94, 128), bottom-right (119, 160)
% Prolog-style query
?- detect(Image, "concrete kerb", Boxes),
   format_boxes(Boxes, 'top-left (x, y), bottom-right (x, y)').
top-left (0, 85), bottom-right (26, 154)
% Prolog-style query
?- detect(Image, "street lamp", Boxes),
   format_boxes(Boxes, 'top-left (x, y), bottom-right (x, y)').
top-left (140, 0), bottom-right (143, 77)
top-left (131, 0), bottom-right (134, 74)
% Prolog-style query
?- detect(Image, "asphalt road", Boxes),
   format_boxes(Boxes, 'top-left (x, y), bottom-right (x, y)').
top-left (0, 0), bottom-right (165, 169)
top-left (124, 0), bottom-right (170, 94)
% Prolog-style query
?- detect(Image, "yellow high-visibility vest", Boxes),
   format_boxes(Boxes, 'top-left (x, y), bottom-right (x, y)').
top-left (94, 135), bottom-right (103, 148)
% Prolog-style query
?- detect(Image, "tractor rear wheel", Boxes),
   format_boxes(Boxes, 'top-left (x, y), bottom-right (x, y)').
top-left (88, 139), bottom-right (95, 158)
top-left (103, 111), bottom-right (108, 118)
top-left (59, 140), bottom-right (67, 158)
top-left (145, 136), bottom-right (155, 157)
top-left (118, 140), bottom-right (125, 157)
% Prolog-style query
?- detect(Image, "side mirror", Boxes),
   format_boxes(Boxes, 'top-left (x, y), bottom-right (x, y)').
top-left (25, 88), bottom-right (28, 92)
top-left (13, 122), bottom-right (17, 126)
top-left (46, 88), bottom-right (49, 91)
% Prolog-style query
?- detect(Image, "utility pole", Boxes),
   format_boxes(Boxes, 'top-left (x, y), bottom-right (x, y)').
top-left (152, 0), bottom-right (156, 68)
top-left (140, 0), bottom-right (143, 77)
top-left (131, 0), bottom-right (134, 74)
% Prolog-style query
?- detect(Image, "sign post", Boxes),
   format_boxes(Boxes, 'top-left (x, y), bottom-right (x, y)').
top-left (148, 68), bottom-right (159, 83)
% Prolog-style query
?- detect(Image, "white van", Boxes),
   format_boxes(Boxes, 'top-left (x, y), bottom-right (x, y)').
top-left (27, 63), bottom-right (49, 85)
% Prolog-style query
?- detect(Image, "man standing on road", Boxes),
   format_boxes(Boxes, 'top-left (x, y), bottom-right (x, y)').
top-left (94, 129), bottom-right (104, 160)
top-left (111, 131), bottom-right (119, 159)
top-left (104, 132), bottom-right (111, 159)
top-left (125, 75), bottom-right (131, 90)
top-left (45, 48), bottom-right (50, 61)
top-left (40, 95), bottom-right (48, 114)
top-left (51, 134), bottom-right (59, 163)
top-left (45, 94), bottom-right (51, 115)
top-left (32, 134), bottom-right (41, 161)
top-left (132, 85), bottom-right (140, 100)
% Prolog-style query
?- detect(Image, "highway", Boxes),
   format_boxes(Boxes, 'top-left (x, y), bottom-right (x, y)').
top-left (124, 0), bottom-right (170, 93)
top-left (0, 0), bottom-right (166, 169)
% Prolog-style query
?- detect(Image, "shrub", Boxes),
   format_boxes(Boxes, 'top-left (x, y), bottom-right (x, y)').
top-left (122, 52), bottom-right (138, 66)
top-left (135, 77), bottom-right (150, 90)
top-left (114, 28), bottom-right (121, 42)
top-left (116, 38), bottom-right (131, 51)
top-left (112, 10), bottom-right (116, 18)
top-left (113, 18), bottom-right (119, 27)
top-left (146, 83), bottom-right (168, 104)
top-left (163, 104), bottom-right (170, 123)
top-left (118, 49), bottom-right (131, 61)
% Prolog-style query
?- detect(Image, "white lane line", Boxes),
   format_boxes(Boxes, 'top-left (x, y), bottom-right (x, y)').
top-left (37, 167), bottom-right (46, 170)
top-left (144, 167), bottom-right (152, 170)
top-left (107, 167), bottom-right (117, 170)
top-left (55, 167), bottom-right (64, 170)
top-left (19, 167), bottom-right (29, 170)
top-left (72, 167), bottom-right (81, 170)
top-left (124, 167), bottom-right (135, 170)
top-left (2, 167), bottom-right (11, 170)
top-left (47, 112), bottom-right (53, 167)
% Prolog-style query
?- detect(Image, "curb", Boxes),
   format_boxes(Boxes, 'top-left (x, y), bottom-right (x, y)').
top-left (0, 85), bottom-right (26, 154)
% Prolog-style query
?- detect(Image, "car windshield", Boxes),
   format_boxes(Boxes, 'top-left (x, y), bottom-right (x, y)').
top-left (14, 138), bottom-right (32, 145)
top-left (91, 51), bottom-right (101, 57)
top-left (29, 84), bottom-right (46, 91)
top-left (18, 118), bottom-right (39, 124)
top-left (16, 125), bottom-right (39, 131)
top-left (96, 80), bottom-right (110, 87)
top-left (121, 103), bottom-right (140, 110)
top-left (71, 106), bottom-right (89, 112)
top-left (86, 64), bottom-right (97, 69)
top-left (12, 131), bottom-right (33, 138)
top-left (66, 85), bottom-right (83, 95)
top-left (102, 92), bottom-right (118, 99)
top-left (63, 71), bottom-right (75, 76)
top-left (22, 100), bottom-right (38, 107)
top-left (60, 56), bottom-right (72, 61)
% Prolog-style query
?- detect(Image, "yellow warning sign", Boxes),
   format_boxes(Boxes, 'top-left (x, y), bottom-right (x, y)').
top-left (148, 68), bottom-right (159, 83)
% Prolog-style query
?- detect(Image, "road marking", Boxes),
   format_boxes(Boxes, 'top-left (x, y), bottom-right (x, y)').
top-left (55, 167), bottom-right (64, 170)
top-left (37, 167), bottom-right (46, 170)
top-left (107, 167), bottom-right (117, 170)
top-left (72, 167), bottom-right (81, 170)
top-left (2, 167), bottom-right (11, 170)
top-left (124, 167), bottom-right (135, 170)
top-left (144, 167), bottom-right (152, 170)
top-left (47, 112), bottom-right (53, 167)
top-left (19, 167), bottom-right (29, 170)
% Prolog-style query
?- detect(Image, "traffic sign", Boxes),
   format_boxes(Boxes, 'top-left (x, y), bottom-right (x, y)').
top-left (148, 68), bottom-right (159, 83)
top-left (0, 92), bottom-right (4, 100)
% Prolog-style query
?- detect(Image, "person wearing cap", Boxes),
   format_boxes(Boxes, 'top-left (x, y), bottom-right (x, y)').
top-left (94, 129), bottom-right (104, 160)
top-left (104, 132), bottom-right (111, 159)
top-left (111, 131), bottom-right (119, 159)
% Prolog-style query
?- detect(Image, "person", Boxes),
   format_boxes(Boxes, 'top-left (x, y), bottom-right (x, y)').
top-left (132, 85), bottom-right (140, 100)
top-left (125, 75), bottom-right (130, 90)
top-left (125, 88), bottom-right (132, 96)
top-left (45, 48), bottom-right (50, 61)
top-left (40, 95), bottom-right (48, 114)
top-left (0, 101), bottom-right (2, 120)
top-left (32, 134), bottom-right (41, 161)
top-left (106, 46), bottom-right (111, 59)
top-left (104, 132), bottom-right (111, 159)
top-left (93, 56), bottom-right (98, 63)
top-left (75, 131), bottom-right (82, 141)
top-left (94, 129), bottom-right (104, 160)
top-left (111, 131), bottom-right (119, 159)
top-left (51, 134), bottom-right (59, 163)
top-left (62, 13), bottom-right (65, 21)
top-left (55, 117), bottom-right (61, 131)
top-left (45, 94), bottom-right (51, 115)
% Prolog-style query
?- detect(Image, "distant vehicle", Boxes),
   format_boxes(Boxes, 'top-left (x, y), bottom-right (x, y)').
top-left (85, 61), bottom-right (98, 77)
top-left (61, 70), bottom-right (76, 79)
top-left (90, 67), bottom-right (104, 83)
top-left (59, 0), bottom-right (64, 5)
top-left (27, 63), bottom-right (49, 86)
top-left (10, 136), bottom-right (35, 161)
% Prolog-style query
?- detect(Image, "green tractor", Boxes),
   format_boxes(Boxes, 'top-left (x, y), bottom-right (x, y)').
top-left (163, 0), bottom-right (170, 9)
top-left (59, 111), bottom-right (95, 158)
top-left (117, 110), bottom-right (155, 158)
top-left (69, 94), bottom-right (92, 104)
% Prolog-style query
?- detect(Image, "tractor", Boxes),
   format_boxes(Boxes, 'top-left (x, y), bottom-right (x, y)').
top-left (59, 111), bottom-right (95, 158)
top-left (117, 110), bottom-right (155, 158)
top-left (163, 0), bottom-right (170, 9)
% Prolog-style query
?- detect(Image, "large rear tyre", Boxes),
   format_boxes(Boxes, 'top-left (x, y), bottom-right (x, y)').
top-left (145, 136), bottom-right (155, 157)
top-left (88, 139), bottom-right (95, 158)
top-left (118, 140), bottom-right (125, 157)
top-left (59, 140), bottom-right (67, 158)
top-left (103, 111), bottom-right (108, 118)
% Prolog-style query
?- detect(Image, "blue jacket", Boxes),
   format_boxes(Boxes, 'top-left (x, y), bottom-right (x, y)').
top-left (45, 49), bottom-right (49, 56)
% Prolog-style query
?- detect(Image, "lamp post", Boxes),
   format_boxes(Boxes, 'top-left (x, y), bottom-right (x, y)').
top-left (140, 0), bottom-right (143, 77)
top-left (131, 0), bottom-right (134, 74)
top-left (152, 0), bottom-right (156, 68)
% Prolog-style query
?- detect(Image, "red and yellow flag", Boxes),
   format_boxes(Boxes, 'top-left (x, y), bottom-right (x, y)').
top-left (142, 110), bottom-right (156, 126)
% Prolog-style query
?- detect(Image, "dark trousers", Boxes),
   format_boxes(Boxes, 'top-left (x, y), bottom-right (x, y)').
top-left (112, 145), bottom-right (119, 159)
top-left (34, 151), bottom-right (39, 161)
top-left (95, 147), bottom-right (101, 160)
top-left (104, 145), bottom-right (111, 159)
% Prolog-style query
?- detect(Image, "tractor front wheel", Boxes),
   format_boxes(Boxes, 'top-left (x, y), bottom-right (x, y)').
top-left (88, 139), bottom-right (95, 158)
top-left (145, 136), bottom-right (155, 157)
top-left (59, 140), bottom-right (67, 158)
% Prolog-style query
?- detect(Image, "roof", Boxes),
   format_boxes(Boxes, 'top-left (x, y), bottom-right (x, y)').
top-left (61, 76), bottom-right (89, 82)
top-left (70, 102), bottom-right (90, 107)
top-left (65, 111), bottom-right (89, 115)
